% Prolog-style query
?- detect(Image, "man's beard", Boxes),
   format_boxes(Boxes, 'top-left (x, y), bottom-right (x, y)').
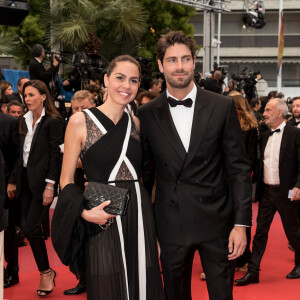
top-left (293, 111), bottom-right (300, 119)
top-left (164, 70), bottom-right (194, 89)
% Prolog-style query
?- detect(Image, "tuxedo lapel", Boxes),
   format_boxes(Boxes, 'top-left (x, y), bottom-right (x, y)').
top-left (279, 127), bottom-right (289, 164)
top-left (183, 88), bottom-right (214, 169)
top-left (152, 93), bottom-right (186, 160)
top-left (260, 132), bottom-right (269, 160)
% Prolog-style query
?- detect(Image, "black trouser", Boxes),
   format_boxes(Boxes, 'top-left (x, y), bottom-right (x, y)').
top-left (4, 199), bottom-right (19, 277)
top-left (160, 237), bottom-right (235, 300)
top-left (20, 168), bottom-right (50, 272)
top-left (249, 185), bottom-right (300, 275)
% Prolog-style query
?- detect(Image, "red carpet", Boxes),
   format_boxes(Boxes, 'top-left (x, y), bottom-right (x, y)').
top-left (4, 203), bottom-right (300, 299)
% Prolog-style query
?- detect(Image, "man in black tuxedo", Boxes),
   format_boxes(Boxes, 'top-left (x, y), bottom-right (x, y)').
top-left (287, 97), bottom-right (300, 128)
top-left (199, 70), bottom-right (223, 94)
top-left (0, 113), bottom-right (20, 288)
top-left (28, 44), bottom-right (59, 91)
top-left (13, 77), bottom-right (29, 106)
top-left (235, 98), bottom-right (300, 286)
top-left (138, 31), bottom-right (252, 300)
top-left (287, 97), bottom-right (300, 223)
top-left (0, 145), bottom-right (8, 296)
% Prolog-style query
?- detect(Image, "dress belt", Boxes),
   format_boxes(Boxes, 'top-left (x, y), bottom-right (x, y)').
top-left (106, 179), bottom-right (139, 184)
top-left (264, 183), bottom-right (280, 189)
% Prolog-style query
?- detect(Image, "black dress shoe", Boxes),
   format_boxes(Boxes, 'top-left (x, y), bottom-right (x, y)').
top-left (17, 240), bottom-right (27, 247)
top-left (64, 283), bottom-right (86, 295)
top-left (235, 272), bottom-right (259, 286)
top-left (286, 266), bottom-right (300, 279)
top-left (4, 275), bottom-right (19, 288)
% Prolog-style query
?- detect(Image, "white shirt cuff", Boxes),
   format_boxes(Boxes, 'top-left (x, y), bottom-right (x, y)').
top-left (45, 179), bottom-right (55, 185)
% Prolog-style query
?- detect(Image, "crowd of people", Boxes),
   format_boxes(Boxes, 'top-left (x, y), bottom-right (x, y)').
top-left (0, 30), bottom-right (300, 300)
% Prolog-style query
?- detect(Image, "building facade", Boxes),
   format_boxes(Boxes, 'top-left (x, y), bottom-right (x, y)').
top-left (191, 0), bottom-right (300, 97)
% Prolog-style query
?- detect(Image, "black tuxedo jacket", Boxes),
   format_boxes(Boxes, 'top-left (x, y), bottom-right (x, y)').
top-left (287, 118), bottom-right (299, 127)
top-left (12, 92), bottom-right (24, 105)
top-left (16, 114), bottom-right (64, 199)
top-left (138, 86), bottom-right (252, 246)
top-left (0, 113), bottom-right (19, 186)
top-left (256, 125), bottom-right (300, 202)
top-left (0, 148), bottom-right (8, 231)
top-left (29, 59), bottom-right (59, 89)
top-left (199, 78), bottom-right (222, 94)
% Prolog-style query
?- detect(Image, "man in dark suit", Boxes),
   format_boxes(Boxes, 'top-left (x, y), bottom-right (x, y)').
top-left (287, 97), bottom-right (300, 128)
top-left (138, 31), bottom-right (252, 300)
top-left (0, 145), bottom-right (8, 297)
top-left (0, 112), bottom-right (20, 288)
top-left (0, 145), bottom-right (8, 233)
top-left (235, 98), bottom-right (300, 286)
top-left (28, 44), bottom-right (60, 91)
top-left (13, 77), bottom-right (29, 106)
top-left (199, 70), bottom-right (223, 94)
top-left (287, 97), bottom-right (300, 224)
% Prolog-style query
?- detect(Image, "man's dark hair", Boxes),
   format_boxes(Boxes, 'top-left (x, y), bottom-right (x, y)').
top-left (0, 94), bottom-right (18, 104)
top-left (250, 97), bottom-right (259, 108)
top-left (292, 96), bottom-right (300, 102)
top-left (7, 100), bottom-right (24, 112)
top-left (85, 84), bottom-right (99, 94)
top-left (267, 90), bottom-right (277, 100)
top-left (32, 44), bottom-right (44, 58)
top-left (157, 31), bottom-right (196, 63)
top-left (150, 79), bottom-right (160, 88)
top-left (17, 77), bottom-right (29, 86)
top-left (136, 90), bottom-right (159, 106)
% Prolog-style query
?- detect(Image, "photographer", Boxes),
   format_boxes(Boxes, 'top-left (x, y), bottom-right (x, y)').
top-left (199, 70), bottom-right (223, 94)
top-left (29, 44), bottom-right (60, 91)
top-left (243, 73), bottom-right (262, 102)
top-left (230, 69), bottom-right (262, 102)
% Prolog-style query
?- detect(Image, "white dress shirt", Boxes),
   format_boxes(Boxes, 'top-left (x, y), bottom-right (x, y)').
top-left (263, 121), bottom-right (286, 185)
top-left (167, 84), bottom-right (197, 152)
top-left (23, 108), bottom-right (55, 184)
top-left (296, 118), bottom-right (300, 129)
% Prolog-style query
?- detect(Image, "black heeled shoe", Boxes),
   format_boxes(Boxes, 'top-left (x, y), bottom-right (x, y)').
top-left (37, 268), bottom-right (56, 297)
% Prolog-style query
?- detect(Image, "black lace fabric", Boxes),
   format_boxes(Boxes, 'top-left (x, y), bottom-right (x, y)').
top-left (81, 111), bottom-right (104, 156)
top-left (116, 161), bottom-right (134, 181)
top-left (130, 116), bottom-right (141, 143)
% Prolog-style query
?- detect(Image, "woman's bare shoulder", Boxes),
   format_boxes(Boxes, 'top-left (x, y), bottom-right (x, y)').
top-left (68, 112), bottom-right (86, 126)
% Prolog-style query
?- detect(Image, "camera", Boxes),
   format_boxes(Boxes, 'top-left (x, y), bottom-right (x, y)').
top-left (231, 67), bottom-right (262, 100)
top-left (45, 50), bottom-right (68, 64)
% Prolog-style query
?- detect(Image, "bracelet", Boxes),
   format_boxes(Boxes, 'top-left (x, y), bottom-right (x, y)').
top-left (99, 218), bottom-right (114, 230)
top-left (45, 185), bottom-right (54, 191)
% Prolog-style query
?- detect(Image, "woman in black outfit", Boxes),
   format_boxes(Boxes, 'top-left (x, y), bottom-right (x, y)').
top-left (17, 80), bottom-right (63, 297)
top-left (230, 91), bottom-right (258, 271)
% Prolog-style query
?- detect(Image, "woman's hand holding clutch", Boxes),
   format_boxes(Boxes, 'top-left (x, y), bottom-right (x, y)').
top-left (81, 200), bottom-right (117, 225)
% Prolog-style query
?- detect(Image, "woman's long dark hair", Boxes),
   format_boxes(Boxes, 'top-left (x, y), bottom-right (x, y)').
top-left (23, 80), bottom-right (61, 119)
top-left (20, 80), bottom-right (61, 135)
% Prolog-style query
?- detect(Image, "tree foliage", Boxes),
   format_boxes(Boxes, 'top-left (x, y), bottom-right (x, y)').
top-left (137, 0), bottom-right (196, 63)
top-left (0, 0), bottom-right (196, 69)
top-left (0, 0), bottom-right (48, 68)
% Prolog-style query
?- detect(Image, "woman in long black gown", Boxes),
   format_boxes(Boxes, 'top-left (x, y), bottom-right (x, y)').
top-left (58, 55), bottom-right (165, 300)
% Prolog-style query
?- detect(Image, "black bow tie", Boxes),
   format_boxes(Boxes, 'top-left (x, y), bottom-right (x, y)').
top-left (295, 121), bottom-right (300, 126)
top-left (269, 128), bottom-right (281, 136)
top-left (167, 97), bottom-right (193, 108)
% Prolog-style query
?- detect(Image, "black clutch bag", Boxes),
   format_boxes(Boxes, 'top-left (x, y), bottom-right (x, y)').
top-left (84, 182), bottom-right (131, 216)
